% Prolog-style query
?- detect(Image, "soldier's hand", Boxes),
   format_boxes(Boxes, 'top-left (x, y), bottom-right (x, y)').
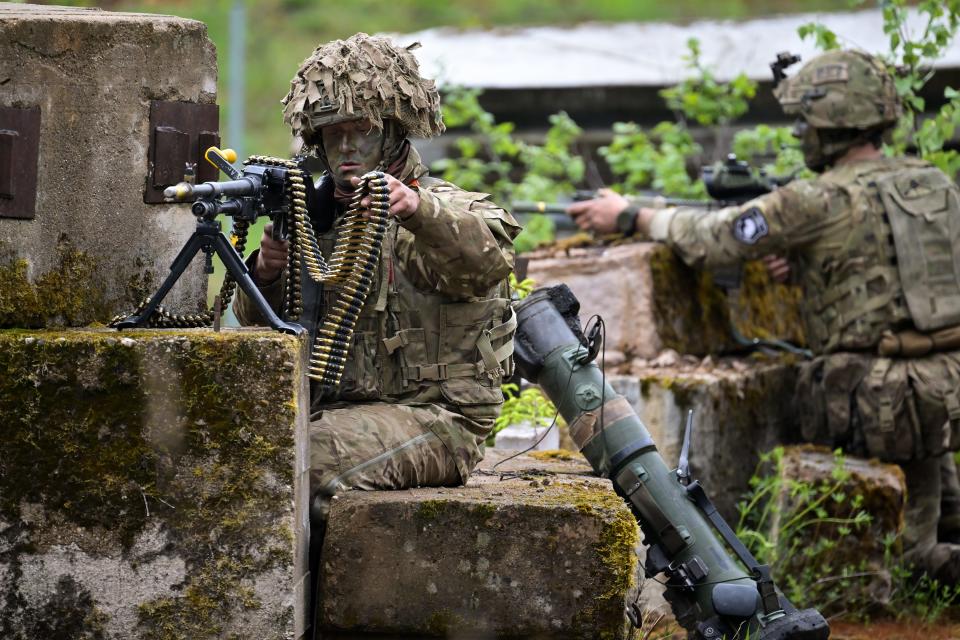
top-left (351, 174), bottom-right (420, 220)
top-left (254, 223), bottom-right (288, 284)
top-left (566, 188), bottom-right (628, 234)
top-left (763, 254), bottom-right (791, 283)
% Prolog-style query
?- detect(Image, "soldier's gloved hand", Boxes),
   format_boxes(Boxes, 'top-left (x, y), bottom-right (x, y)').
top-left (763, 254), bottom-right (791, 283)
top-left (566, 188), bottom-right (628, 234)
top-left (254, 222), bottom-right (289, 284)
top-left (352, 174), bottom-right (420, 220)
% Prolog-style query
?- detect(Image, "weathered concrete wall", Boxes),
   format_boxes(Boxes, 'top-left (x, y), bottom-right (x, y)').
top-left (526, 242), bottom-right (804, 360)
top-left (0, 5), bottom-right (216, 327)
top-left (319, 450), bottom-right (644, 639)
top-left (0, 328), bottom-right (310, 639)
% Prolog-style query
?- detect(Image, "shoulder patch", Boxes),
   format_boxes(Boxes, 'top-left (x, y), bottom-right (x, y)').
top-left (732, 207), bottom-right (770, 245)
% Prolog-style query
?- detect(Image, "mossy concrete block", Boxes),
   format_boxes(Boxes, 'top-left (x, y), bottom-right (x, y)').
top-left (617, 358), bottom-right (800, 521)
top-left (319, 450), bottom-right (641, 639)
top-left (525, 242), bottom-right (805, 359)
top-left (0, 5), bottom-right (217, 327)
top-left (763, 446), bottom-right (905, 609)
top-left (0, 328), bottom-right (310, 639)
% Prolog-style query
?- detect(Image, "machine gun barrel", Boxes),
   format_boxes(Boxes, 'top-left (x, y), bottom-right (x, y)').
top-left (163, 176), bottom-right (262, 202)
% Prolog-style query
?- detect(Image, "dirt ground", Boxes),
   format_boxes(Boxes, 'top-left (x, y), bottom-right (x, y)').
top-left (828, 620), bottom-right (960, 640)
top-left (642, 618), bottom-right (960, 639)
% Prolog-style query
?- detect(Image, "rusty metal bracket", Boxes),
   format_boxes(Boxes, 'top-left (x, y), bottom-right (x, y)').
top-left (145, 101), bottom-right (219, 204)
top-left (0, 105), bottom-right (41, 220)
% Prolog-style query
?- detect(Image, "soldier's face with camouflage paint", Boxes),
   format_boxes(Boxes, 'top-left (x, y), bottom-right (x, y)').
top-left (321, 119), bottom-right (384, 188)
top-left (793, 118), bottom-right (828, 173)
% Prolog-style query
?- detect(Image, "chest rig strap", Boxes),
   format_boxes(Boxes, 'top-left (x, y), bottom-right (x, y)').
top-left (389, 306), bottom-right (517, 383)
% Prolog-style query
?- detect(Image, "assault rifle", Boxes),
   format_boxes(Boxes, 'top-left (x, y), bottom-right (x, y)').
top-left (114, 147), bottom-right (311, 335)
top-left (510, 154), bottom-right (791, 233)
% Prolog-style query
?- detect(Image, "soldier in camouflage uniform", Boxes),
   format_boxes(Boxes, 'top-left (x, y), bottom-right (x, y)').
top-left (569, 49), bottom-right (960, 582)
top-left (233, 33), bottom-right (520, 623)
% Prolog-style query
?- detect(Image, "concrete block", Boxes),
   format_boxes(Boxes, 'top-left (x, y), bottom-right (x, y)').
top-left (613, 357), bottom-right (800, 522)
top-left (0, 328), bottom-right (310, 639)
top-left (755, 446), bottom-right (906, 610)
top-left (0, 5), bottom-right (217, 327)
top-left (525, 241), bottom-right (805, 359)
top-left (318, 450), bottom-right (654, 639)
top-left (493, 421), bottom-right (561, 451)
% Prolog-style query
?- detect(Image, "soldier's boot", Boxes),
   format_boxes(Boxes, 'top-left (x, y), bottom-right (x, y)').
top-left (901, 458), bottom-right (960, 585)
top-left (925, 543), bottom-right (960, 584)
top-left (938, 453), bottom-right (960, 544)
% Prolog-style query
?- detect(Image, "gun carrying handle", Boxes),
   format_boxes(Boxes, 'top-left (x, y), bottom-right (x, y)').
top-left (204, 146), bottom-right (241, 180)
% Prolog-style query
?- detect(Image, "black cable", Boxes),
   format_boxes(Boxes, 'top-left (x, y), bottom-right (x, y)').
top-left (491, 347), bottom-right (578, 473)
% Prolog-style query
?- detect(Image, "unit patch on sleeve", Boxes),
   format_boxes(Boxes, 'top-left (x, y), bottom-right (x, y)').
top-left (732, 207), bottom-right (770, 245)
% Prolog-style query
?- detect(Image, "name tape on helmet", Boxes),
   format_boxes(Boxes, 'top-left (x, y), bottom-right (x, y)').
top-left (813, 63), bottom-right (849, 85)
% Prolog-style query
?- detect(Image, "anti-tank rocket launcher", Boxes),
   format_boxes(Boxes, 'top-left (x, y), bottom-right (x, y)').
top-left (113, 147), bottom-right (313, 335)
top-left (512, 285), bottom-right (830, 640)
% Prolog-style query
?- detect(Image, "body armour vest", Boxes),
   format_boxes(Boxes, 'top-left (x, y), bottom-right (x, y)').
top-left (798, 157), bottom-right (960, 353)
top-left (298, 177), bottom-right (515, 421)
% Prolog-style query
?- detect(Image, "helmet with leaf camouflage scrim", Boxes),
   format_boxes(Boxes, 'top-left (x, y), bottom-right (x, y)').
top-left (281, 33), bottom-right (445, 146)
top-left (774, 49), bottom-right (901, 130)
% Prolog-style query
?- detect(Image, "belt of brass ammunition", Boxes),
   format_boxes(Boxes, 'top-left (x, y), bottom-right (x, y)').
top-left (307, 171), bottom-right (389, 387)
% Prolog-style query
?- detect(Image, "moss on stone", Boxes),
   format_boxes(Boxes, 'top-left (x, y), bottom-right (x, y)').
top-left (639, 373), bottom-right (705, 411)
top-left (137, 556), bottom-right (264, 640)
top-left (521, 481), bottom-right (637, 637)
top-left (416, 499), bottom-right (452, 523)
top-left (648, 244), bottom-right (732, 355)
top-left (646, 244), bottom-right (807, 355)
top-left (733, 261), bottom-right (806, 346)
top-left (0, 236), bottom-right (107, 328)
top-left (425, 609), bottom-right (466, 636)
top-left (529, 449), bottom-right (581, 462)
top-left (416, 498), bottom-right (498, 528)
top-left (0, 329), bottom-right (302, 638)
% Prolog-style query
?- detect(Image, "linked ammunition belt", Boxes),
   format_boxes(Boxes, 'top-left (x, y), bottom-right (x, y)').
top-left (305, 171), bottom-right (389, 387)
top-left (233, 158), bottom-right (390, 387)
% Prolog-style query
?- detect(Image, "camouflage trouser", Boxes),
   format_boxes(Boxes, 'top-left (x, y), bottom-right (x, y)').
top-left (308, 402), bottom-right (490, 519)
top-left (797, 350), bottom-right (960, 582)
top-left (306, 402), bottom-right (491, 634)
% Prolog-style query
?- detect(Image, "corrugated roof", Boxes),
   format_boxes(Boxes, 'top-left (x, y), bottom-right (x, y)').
top-left (397, 8), bottom-right (960, 89)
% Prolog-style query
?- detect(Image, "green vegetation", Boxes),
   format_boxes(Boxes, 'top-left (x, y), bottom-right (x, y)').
top-left (489, 382), bottom-right (563, 446)
top-left (33, 0), bottom-right (850, 158)
top-left (736, 446), bottom-right (960, 623)
top-left (799, 0), bottom-right (960, 177)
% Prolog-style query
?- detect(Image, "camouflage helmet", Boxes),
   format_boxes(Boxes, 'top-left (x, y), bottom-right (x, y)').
top-left (774, 49), bottom-right (901, 130)
top-left (281, 33), bottom-right (445, 144)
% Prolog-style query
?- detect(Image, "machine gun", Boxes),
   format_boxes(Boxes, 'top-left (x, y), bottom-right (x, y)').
top-left (510, 155), bottom-right (792, 234)
top-left (113, 147), bottom-right (309, 335)
top-left (513, 285), bottom-right (829, 640)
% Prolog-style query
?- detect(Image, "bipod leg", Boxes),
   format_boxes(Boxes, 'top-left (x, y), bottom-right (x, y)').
top-left (211, 232), bottom-right (305, 336)
top-left (115, 232), bottom-right (210, 329)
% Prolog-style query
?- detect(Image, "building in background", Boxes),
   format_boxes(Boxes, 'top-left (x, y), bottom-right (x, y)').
top-left (401, 8), bottom-right (960, 166)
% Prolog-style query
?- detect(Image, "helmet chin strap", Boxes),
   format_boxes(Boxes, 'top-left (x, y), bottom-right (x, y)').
top-left (801, 122), bottom-right (887, 173)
